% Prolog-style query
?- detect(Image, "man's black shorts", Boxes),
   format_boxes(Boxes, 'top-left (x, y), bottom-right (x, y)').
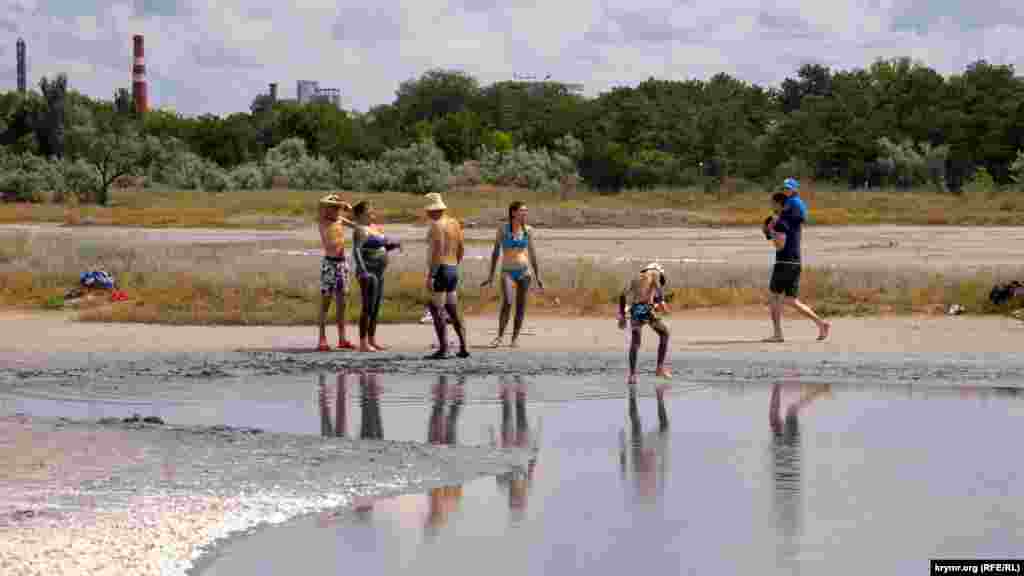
top-left (770, 262), bottom-right (801, 297)
top-left (431, 264), bottom-right (459, 293)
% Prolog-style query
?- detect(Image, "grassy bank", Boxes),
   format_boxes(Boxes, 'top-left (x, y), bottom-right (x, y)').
top-left (3, 183), bottom-right (1024, 229)
top-left (1, 231), bottom-right (1021, 325)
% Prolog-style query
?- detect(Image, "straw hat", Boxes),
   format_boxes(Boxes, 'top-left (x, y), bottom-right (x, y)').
top-left (319, 193), bottom-right (349, 208)
top-left (423, 192), bottom-right (447, 212)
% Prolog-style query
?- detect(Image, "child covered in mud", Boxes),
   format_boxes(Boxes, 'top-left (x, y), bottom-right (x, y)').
top-left (317, 194), bottom-right (358, 351)
top-left (618, 262), bottom-right (672, 384)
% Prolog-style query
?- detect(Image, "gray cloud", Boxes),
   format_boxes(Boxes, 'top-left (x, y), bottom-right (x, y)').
top-left (132, 0), bottom-right (184, 17)
top-left (332, 6), bottom-right (402, 49)
top-left (458, 0), bottom-right (498, 13)
top-left (890, 0), bottom-right (1024, 32)
top-left (0, 19), bottom-right (16, 33)
top-left (191, 42), bottom-right (261, 69)
top-left (756, 11), bottom-right (817, 39)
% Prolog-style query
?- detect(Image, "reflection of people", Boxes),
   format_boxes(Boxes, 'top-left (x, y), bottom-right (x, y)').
top-left (620, 384), bottom-right (670, 500)
top-left (763, 179), bottom-right (830, 343)
top-left (492, 376), bottom-right (538, 517)
top-left (423, 193), bottom-right (469, 359)
top-left (481, 201), bottom-right (545, 348)
top-left (359, 372), bottom-right (383, 440)
top-left (425, 375), bottom-right (465, 535)
top-left (317, 371), bottom-right (350, 438)
top-left (618, 262), bottom-right (672, 384)
top-left (769, 382), bottom-right (831, 571)
top-left (427, 375), bottom-right (464, 445)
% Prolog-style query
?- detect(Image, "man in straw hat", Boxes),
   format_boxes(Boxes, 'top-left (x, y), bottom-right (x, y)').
top-left (423, 192), bottom-right (470, 359)
top-left (317, 193), bottom-right (357, 351)
top-left (618, 262), bottom-right (672, 384)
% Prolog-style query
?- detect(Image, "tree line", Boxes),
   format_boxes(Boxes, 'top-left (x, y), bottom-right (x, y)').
top-left (3, 56), bottom-right (1024, 204)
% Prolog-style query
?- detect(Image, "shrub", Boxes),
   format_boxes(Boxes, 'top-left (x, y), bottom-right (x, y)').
top-left (964, 166), bottom-right (996, 196)
top-left (198, 161), bottom-right (231, 192)
top-left (290, 155), bottom-right (337, 190)
top-left (229, 163), bottom-right (265, 190)
top-left (0, 152), bottom-right (60, 202)
top-left (340, 158), bottom-right (397, 192)
top-left (478, 145), bottom-right (576, 191)
top-left (54, 158), bottom-right (98, 203)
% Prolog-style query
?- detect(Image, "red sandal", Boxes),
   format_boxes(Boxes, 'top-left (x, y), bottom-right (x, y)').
top-left (317, 340), bottom-right (331, 352)
top-left (337, 340), bottom-right (357, 350)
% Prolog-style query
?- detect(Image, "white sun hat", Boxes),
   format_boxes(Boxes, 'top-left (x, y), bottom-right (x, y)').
top-left (423, 192), bottom-right (447, 211)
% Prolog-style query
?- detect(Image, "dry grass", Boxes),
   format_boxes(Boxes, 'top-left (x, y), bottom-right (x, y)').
top-left (3, 182), bottom-right (1024, 229)
top-left (1, 230), bottom-right (1021, 324)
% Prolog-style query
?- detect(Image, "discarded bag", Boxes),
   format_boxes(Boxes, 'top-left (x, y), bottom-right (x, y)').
top-left (989, 281), bottom-right (1023, 306)
top-left (80, 270), bottom-right (115, 290)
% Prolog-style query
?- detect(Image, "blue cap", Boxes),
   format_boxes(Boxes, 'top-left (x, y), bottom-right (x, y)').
top-left (782, 178), bottom-right (800, 191)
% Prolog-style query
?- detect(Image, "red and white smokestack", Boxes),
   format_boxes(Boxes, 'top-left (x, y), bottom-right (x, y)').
top-left (132, 34), bottom-right (148, 113)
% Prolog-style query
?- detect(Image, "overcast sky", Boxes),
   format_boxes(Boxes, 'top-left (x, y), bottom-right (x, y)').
top-left (1, 0), bottom-right (1021, 116)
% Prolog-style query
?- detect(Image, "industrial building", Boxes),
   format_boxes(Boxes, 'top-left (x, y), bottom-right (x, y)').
top-left (16, 37), bottom-right (26, 93)
top-left (132, 34), bottom-right (148, 113)
top-left (258, 81), bottom-right (341, 109)
top-left (296, 80), bottom-right (342, 107)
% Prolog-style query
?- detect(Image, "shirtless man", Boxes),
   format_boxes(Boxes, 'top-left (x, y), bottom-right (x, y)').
top-left (423, 192), bottom-right (469, 359)
top-left (618, 262), bottom-right (672, 384)
top-left (317, 193), bottom-right (357, 351)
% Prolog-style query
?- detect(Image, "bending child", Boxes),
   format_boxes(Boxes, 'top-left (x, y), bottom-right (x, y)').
top-left (618, 262), bottom-right (672, 385)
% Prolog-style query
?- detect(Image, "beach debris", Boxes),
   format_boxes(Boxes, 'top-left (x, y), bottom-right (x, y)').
top-left (946, 304), bottom-right (965, 316)
top-left (80, 269), bottom-right (115, 290)
top-left (989, 280), bottom-right (1024, 306)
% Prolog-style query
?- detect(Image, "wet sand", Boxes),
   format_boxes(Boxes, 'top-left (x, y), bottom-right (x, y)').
top-left (2, 309), bottom-right (1023, 365)
top-left (0, 414), bottom-right (531, 576)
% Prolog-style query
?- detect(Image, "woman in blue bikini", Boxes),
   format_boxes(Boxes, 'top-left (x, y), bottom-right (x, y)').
top-left (481, 201), bottom-right (544, 348)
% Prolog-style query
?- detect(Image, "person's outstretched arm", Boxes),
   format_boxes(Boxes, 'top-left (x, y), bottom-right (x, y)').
top-left (526, 227), bottom-right (543, 289)
top-left (482, 227), bottom-right (502, 286)
top-left (352, 226), bottom-right (369, 278)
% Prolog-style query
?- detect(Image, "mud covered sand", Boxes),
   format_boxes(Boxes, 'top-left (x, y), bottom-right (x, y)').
top-left (2, 309), bottom-right (1024, 362)
top-left (0, 414), bottom-right (531, 576)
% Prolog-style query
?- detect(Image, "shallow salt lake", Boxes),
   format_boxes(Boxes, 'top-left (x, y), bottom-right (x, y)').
top-left (4, 369), bottom-right (1019, 575)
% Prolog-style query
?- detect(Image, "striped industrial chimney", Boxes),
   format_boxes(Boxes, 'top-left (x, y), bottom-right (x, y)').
top-left (16, 38), bottom-right (25, 93)
top-left (132, 34), bottom-right (148, 113)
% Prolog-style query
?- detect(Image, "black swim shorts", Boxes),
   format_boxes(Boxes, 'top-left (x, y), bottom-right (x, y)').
top-left (431, 264), bottom-right (459, 293)
top-left (769, 262), bottom-right (801, 297)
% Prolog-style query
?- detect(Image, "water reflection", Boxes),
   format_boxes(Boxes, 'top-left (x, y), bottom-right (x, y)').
top-left (359, 373), bottom-right (383, 440)
top-left (769, 382), bottom-right (832, 572)
top-left (620, 384), bottom-right (670, 502)
top-left (317, 372), bottom-right (348, 438)
top-left (491, 375), bottom-right (540, 522)
top-left (426, 375), bottom-right (465, 537)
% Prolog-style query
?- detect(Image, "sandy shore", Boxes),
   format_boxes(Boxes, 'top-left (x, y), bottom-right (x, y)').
top-left (1, 309), bottom-right (1023, 366)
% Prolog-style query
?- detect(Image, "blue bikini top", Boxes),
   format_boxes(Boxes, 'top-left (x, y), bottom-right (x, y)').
top-left (502, 224), bottom-right (529, 250)
top-left (363, 234), bottom-right (387, 250)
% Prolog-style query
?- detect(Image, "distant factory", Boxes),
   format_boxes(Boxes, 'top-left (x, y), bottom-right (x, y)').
top-left (264, 80), bottom-right (341, 108)
top-left (16, 37), bottom-right (26, 93)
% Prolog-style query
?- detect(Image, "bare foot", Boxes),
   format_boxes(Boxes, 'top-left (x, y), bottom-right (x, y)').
top-left (762, 335), bottom-right (785, 343)
top-left (509, 339), bottom-right (520, 348)
top-left (656, 367), bottom-right (672, 379)
top-left (359, 342), bottom-right (375, 353)
top-left (489, 336), bottom-right (503, 348)
top-left (817, 322), bottom-right (831, 341)
top-left (370, 342), bottom-right (389, 351)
